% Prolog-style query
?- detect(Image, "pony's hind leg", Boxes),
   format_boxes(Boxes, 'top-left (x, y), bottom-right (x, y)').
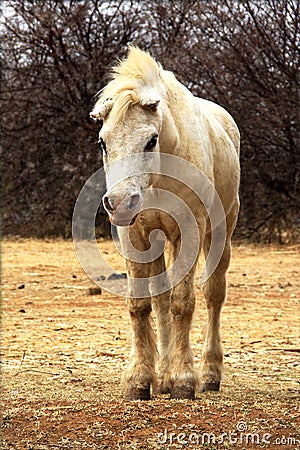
top-left (201, 235), bottom-right (232, 392)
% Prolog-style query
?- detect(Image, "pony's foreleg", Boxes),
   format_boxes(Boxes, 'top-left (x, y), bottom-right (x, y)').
top-left (168, 265), bottom-right (200, 400)
top-left (123, 262), bottom-right (157, 400)
top-left (118, 228), bottom-right (157, 400)
top-left (150, 254), bottom-right (172, 394)
top-left (123, 277), bottom-right (157, 401)
top-left (201, 236), bottom-right (231, 392)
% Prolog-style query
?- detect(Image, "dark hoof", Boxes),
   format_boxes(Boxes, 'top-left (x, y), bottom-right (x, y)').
top-left (200, 381), bottom-right (220, 392)
top-left (125, 385), bottom-right (150, 401)
top-left (170, 385), bottom-right (195, 400)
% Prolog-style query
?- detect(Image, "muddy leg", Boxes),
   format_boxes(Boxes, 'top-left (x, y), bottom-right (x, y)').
top-left (150, 253), bottom-right (172, 394)
top-left (167, 266), bottom-right (199, 399)
top-left (124, 290), bottom-right (157, 400)
top-left (201, 237), bottom-right (231, 392)
top-left (119, 228), bottom-right (157, 401)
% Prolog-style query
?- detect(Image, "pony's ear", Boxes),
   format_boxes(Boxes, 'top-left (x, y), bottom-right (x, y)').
top-left (140, 96), bottom-right (160, 112)
top-left (90, 98), bottom-right (113, 121)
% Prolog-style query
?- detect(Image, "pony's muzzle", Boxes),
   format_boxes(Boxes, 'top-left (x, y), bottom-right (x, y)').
top-left (102, 192), bottom-right (142, 226)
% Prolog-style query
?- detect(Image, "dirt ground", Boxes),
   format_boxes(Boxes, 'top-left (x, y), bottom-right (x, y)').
top-left (1, 239), bottom-right (299, 449)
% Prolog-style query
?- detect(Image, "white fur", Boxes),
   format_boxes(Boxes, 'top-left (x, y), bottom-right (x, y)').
top-left (91, 47), bottom-right (240, 399)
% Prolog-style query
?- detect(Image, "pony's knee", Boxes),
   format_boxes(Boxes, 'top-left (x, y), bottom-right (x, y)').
top-left (171, 292), bottom-right (195, 318)
top-left (203, 277), bottom-right (226, 308)
top-left (128, 298), bottom-right (152, 318)
top-left (203, 244), bottom-right (231, 307)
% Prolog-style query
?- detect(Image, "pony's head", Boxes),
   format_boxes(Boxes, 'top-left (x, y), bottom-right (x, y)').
top-left (91, 47), bottom-right (166, 226)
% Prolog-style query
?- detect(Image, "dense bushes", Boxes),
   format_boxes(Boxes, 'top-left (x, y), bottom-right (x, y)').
top-left (1, 0), bottom-right (299, 242)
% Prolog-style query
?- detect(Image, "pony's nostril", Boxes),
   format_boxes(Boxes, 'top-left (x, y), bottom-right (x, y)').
top-left (103, 195), bottom-right (115, 213)
top-left (128, 193), bottom-right (141, 210)
top-left (103, 193), bottom-right (140, 214)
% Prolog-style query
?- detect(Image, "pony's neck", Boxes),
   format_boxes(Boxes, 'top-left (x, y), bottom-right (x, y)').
top-left (159, 102), bottom-right (180, 155)
top-left (159, 70), bottom-right (198, 156)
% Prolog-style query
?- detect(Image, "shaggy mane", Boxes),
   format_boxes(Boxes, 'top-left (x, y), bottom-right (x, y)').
top-left (93, 47), bottom-right (162, 123)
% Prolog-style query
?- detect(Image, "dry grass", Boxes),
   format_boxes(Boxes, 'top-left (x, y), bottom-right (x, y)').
top-left (1, 239), bottom-right (300, 449)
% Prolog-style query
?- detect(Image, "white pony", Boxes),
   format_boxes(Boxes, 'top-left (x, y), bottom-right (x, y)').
top-left (91, 47), bottom-right (240, 400)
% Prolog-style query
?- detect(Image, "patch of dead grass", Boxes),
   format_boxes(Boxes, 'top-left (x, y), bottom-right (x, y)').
top-left (1, 239), bottom-right (300, 449)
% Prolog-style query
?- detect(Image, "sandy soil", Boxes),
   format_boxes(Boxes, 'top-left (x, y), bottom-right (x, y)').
top-left (1, 239), bottom-right (300, 449)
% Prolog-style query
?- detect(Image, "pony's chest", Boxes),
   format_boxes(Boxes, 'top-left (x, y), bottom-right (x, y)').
top-left (137, 209), bottom-right (180, 241)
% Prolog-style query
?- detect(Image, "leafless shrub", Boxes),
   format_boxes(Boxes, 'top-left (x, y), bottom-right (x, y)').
top-left (1, 0), bottom-right (299, 242)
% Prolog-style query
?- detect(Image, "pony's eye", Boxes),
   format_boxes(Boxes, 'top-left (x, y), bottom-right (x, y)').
top-left (98, 137), bottom-right (107, 155)
top-left (144, 135), bottom-right (158, 152)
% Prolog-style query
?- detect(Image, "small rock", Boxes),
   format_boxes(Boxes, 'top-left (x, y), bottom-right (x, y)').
top-left (87, 287), bottom-right (102, 295)
top-left (18, 284), bottom-right (25, 289)
top-left (107, 272), bottom-right (127, 280)
top-left (19, 309), bottom-right (26, 313)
